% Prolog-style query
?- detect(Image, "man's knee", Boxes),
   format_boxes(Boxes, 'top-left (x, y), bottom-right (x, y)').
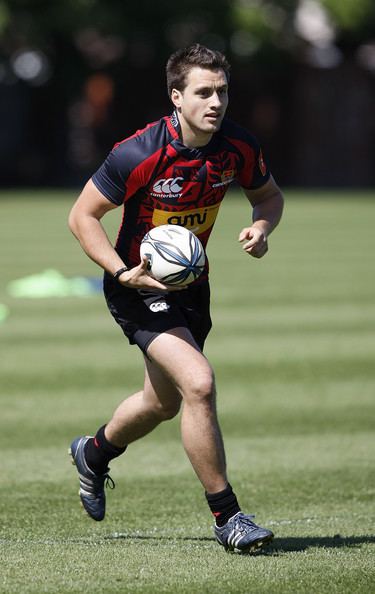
top-left (184, 369), bottom-right (216, 406)
top-left (154, 399), bottom-right (181, 421)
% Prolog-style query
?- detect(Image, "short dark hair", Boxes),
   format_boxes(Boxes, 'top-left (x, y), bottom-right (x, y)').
top-left (166, 43), bottom-right (231, 97)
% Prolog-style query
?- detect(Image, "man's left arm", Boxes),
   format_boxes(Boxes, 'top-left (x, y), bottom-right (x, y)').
top-left (239, 175), bottom-right (284, 258)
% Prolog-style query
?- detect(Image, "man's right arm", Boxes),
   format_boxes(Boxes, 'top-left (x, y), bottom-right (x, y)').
top-left (68, 179), bottom-right (176, 291)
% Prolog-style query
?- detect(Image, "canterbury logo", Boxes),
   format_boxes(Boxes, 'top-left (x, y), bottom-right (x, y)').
top-left (149, 301), bottom-right (170, 313)
top-left (152, 177), bottom-right (183, 195)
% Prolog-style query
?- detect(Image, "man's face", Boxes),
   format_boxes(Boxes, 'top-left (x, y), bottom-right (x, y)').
top-left (172, 66), bottom-right (229, 142)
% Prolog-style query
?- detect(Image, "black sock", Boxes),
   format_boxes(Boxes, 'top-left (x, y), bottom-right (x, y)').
top-left (84, 425), bottom-right (127, 474)
top-left (205, 483), bottom-right (241, 527)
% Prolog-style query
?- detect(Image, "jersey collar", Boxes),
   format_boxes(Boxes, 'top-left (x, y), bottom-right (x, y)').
top-left (165, 110), bottom-right (181, 140)
top-left (166, 110), bottom-right (220, 159)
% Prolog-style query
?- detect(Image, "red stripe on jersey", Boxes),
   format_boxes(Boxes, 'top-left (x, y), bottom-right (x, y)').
top-left (229, 137), bottom-right (257, 188)
top-left (124, 146), bottom-right (166, 200)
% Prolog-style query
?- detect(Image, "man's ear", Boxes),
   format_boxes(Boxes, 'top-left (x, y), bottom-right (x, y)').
top-left (171, 88), bottom-right (182, 109)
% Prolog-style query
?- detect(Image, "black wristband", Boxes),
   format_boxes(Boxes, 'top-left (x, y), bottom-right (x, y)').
top-left (113, 266), bottom-right (129, 280)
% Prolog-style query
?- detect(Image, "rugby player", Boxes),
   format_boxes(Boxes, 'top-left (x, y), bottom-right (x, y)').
top-left (68, 43), bottom-right (284, 553)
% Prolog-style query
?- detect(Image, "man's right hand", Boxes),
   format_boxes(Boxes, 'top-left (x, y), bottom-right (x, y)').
top-left (118, 256), bottom-right (185, 291)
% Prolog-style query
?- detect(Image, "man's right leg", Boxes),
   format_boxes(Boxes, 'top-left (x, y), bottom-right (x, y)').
top-left (70, 356), bottom-right (182, 520)
top-left (104, 356), bottom-right (182, 447)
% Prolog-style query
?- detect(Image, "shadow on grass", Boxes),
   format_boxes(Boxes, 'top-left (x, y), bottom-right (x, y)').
top-left (105, 533), bottom-right (214, 543)
top-left (266, 535), bottom-right (375, 554)
top-left (105, 533), bottom-right (375, 553)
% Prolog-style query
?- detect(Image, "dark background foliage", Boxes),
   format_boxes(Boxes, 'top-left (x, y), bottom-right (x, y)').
top-left (0, 0), bottom-right (374, 187)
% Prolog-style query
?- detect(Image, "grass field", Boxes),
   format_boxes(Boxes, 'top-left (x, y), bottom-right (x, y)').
top-left (0, 189), bottom-right (374, 593)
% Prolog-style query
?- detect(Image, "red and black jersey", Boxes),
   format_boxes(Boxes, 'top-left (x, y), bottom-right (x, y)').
top-left (92, 111), bottom-right (270, 272)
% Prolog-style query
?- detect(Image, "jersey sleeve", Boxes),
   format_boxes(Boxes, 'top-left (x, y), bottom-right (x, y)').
top-left (236, 132), bottom-right (270, 190)
top-left (92, 143), bottom-right (137, 206)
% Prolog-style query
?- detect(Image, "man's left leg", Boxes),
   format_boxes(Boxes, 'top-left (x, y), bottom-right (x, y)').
top-left (146, 328), bottom-right (274, 552)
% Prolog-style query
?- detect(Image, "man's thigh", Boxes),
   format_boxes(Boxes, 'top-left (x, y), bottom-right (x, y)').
top-left (146, 327), bottom-right (214, 398)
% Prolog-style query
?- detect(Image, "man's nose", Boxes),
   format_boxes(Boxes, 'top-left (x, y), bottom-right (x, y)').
top-left (210, 92), bottom-right (222, 108)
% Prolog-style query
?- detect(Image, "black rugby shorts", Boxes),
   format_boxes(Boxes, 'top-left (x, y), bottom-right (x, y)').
top-left (103, 274), bottom-right (212, 354)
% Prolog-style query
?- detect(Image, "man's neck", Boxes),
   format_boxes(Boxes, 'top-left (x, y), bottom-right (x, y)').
top-left (178, 117), bottom-right (213, 149)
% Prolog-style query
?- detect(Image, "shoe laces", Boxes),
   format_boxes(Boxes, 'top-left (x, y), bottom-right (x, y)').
top-left (104, 474), bottom-right (115, 490)
top-left (90, 471), bottom-right (115, 491)
top-left (233, 513), bottom-right (257, 534)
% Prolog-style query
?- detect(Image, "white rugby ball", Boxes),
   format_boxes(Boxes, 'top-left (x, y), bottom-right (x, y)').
top-left (140, 224), bottom-right (205, 286)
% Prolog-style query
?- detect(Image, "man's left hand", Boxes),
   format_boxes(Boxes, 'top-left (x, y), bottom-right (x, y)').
top-left (238, 226), bottom-right (268, 258)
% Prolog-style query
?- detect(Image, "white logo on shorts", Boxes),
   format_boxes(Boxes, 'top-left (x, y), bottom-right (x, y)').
top-left (149, 301), bottom-right (170, 313)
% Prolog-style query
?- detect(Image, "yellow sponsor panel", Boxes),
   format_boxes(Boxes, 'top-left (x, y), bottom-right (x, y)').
top-left (152, 203), bottom-right (221, 234)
